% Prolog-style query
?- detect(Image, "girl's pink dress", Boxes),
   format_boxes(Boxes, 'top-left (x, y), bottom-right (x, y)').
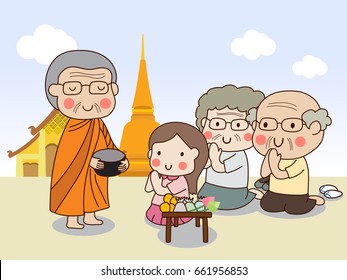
top-left (146, 175), bottom-right (192, 226)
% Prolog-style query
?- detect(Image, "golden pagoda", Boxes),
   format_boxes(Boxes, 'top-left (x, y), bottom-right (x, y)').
top-left (119, 35), bottom-right (159, 176)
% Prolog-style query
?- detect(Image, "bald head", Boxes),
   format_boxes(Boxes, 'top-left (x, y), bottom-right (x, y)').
top-left (257, 91), bottom-right (320, 121)
top-left (253, 90), bottom-right (331, 159)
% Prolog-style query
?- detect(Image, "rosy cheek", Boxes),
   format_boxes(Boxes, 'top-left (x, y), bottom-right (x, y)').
top-left (255, 134), bottom-right (266, 145)
top-left (295, 136), bottom-right (306, 147)
top-left (100, 98), bottom-right (111, 109)
top-left (178, 162), bottom-right (187, 170)
top-left (204, 131), bottom-right (212, 140)
top-left (64, 98), bottom-right (75, 109)
top-left (151, 159), bottom-right (160, 167)
top-left (244, 133), bottom-right (252, 142)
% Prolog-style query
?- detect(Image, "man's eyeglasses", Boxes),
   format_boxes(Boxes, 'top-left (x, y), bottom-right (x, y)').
top-left (257, 118), bottom-right (305, 132)
top-left (207, 118), bottom-right (249, 131)
top-left (59, 81), bottom-right (111, 95)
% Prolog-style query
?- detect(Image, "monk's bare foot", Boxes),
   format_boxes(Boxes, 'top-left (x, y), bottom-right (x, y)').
top-left (84, 212), bottom-right (103, 225)
top-left (309, 195), bottom-right (325, 206)
top-left (249, 188), bottom-right (264, 199)
top-left (66, 216), bottom-right (84, 229)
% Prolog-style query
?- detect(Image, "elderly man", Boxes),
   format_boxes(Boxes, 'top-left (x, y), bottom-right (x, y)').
top-left (46, 50), bottom-right (129, 229)
top-left (253, 90), bottom-right (331, 214)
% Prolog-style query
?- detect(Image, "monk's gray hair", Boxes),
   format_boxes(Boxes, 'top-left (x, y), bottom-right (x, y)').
top-left (45, 50), bottom-right (117, 109)
top-left (302, 108), bottom-right (332, 131)
top-left (195, 84), bottom-right (265, 131)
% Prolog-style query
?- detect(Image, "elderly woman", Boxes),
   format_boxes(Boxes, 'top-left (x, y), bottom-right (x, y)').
top-left (195, 84), bottom-right (265, 210)
top-left (46, 50), bottom-right (129, 229)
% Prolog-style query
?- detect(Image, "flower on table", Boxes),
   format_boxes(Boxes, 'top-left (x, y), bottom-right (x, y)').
top-left (201, 196), bottom-right (220, 212)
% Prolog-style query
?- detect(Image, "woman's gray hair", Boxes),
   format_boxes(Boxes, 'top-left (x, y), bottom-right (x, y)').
top-left (246, 107), bottom-right (257, 124)
top-left (302, 108), bottom-right (332, 131)
top-left (195, 84), bottom-right (265, 131)
top-left (45, 50), bottom-right (117, 109)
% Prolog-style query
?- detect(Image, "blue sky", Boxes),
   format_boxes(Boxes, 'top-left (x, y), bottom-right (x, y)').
top-left (1, 0), bottom-right (346, 176)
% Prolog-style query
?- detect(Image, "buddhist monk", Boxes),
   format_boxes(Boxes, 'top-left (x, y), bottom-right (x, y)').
top-left (45, 50), bottom-right (129, 229)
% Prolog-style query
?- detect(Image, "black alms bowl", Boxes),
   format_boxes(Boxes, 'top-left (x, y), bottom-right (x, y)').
top-left (93, 149), bottom-right (126, 177)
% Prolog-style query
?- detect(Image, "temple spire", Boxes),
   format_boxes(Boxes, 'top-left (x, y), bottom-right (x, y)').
top-left (132, 34), bottom-right (154, 112)
top-left (141, 34), bottom-right (145, 60)
top-left (119, 35), bottom-right (159, 176)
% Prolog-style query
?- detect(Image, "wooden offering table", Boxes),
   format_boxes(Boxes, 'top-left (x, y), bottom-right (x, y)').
top-left (162, 212), bottom-right (213, 243)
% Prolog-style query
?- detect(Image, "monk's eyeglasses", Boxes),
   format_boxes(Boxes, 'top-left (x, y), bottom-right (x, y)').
top-left (59, 81), bottom-right (111, 95)
top-left (256, 118), bottom-right (306, 132)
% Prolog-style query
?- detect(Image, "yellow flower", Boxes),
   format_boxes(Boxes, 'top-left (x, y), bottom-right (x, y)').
top-left (163, 193), bottom-right (173, 203)
top-left (160, 202), bottom-right (170, 212)
top-left (170, 196), bottom-right (178, 205)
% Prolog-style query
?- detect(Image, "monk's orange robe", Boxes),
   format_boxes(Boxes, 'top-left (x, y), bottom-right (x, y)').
top-left (50, 118), bottom-right (116, 216)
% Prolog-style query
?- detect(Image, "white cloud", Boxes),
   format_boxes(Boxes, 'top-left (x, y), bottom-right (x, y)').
top-left (17, 25), bottom-right (77, 65)
top-left (292, 55), bottom-right (328, 79)
top-left (230, 29), bottom-right (276, 60)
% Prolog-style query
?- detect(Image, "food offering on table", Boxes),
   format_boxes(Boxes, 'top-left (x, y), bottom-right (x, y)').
top-left (174, 198), bottom-right (186, 212)
top-left (160, 195), bottom-right (220, 213)
top-left (160, 193), bottom-right (178, 212)
top-left (185, 198), bottom-right (196, 212)
top-left (200, 197), bottom-right (220, 212)
top-left (194, 197), bottom-right (206, 212)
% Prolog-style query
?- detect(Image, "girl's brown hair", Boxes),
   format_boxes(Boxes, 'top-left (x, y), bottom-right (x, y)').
top-left (149, 122), bottom-right (208, 194)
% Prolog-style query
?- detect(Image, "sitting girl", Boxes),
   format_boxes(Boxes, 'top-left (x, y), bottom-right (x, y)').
top-left (145, 122), bottom-right (208, 225)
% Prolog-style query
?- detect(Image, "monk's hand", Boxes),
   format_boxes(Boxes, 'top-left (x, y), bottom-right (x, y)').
top-left (90, 157), bottom-right (104, 170)
top-left (118, 158), bottom-right (129, 173)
